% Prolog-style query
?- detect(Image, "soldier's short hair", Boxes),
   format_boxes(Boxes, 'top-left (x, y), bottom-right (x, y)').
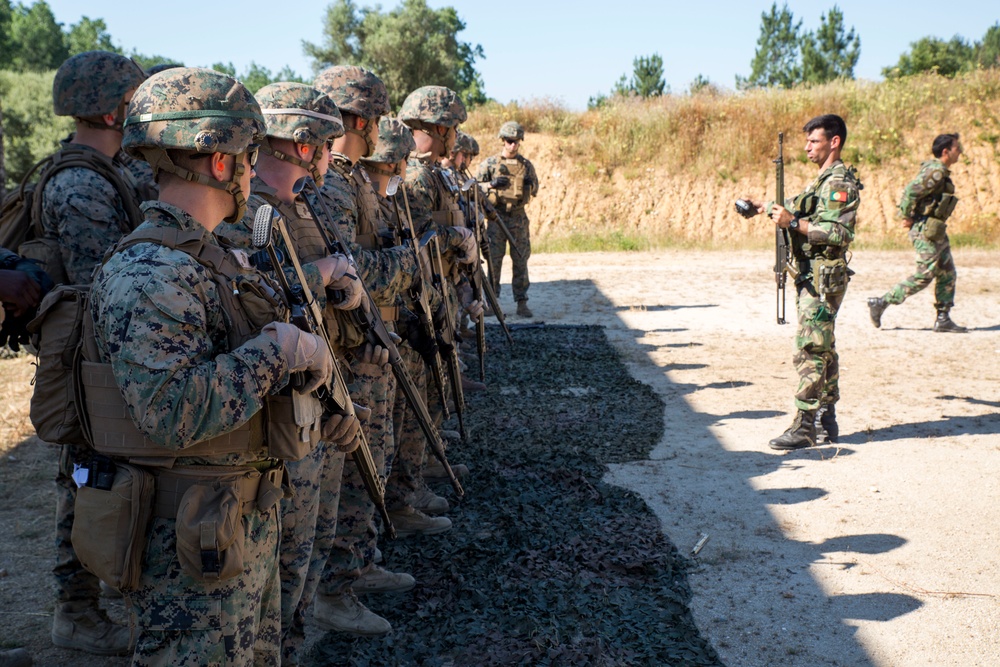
top-left (803, 114), bottom-right (847, 144)
top-left (932, 133), bottom-right (960, 158)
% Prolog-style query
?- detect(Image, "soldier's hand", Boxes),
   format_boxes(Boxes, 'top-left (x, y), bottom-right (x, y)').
top-left (769, 205), bottom-right (795, 228)
top-left (322, 403), bottom-right (370, 453)
top-left (0, 269), bottom-right (43, 317)
top-left (449, 226), bottom-right (477, 265)
top-left (262, 323), bottom-right (334, 393)
top-left (902, 218), bottom-right (914, 229)
top-left (737, 197), bottom-right (764, 216)
top-left (361, 343), bottom-right (390, 369)
top-left (313, 254), bottom-right (364, 311)
top-left (490, 176), bottom-right (510, 190)
top-left (463, 299), bottom-right (484, 322)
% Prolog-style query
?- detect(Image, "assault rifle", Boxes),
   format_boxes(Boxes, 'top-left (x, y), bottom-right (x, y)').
top-left (250, 204), bottom-right (396, 538)
top-left (294, 176), bottom-right (464, 497)
top-left (389, 181), bottom-right (450, 422)
top-left (478, 185), bottom-right (521, 260)
top-left (773, 132), bottom-right (791, 325)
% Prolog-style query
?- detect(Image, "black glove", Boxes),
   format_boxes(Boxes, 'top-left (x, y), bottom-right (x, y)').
top-left (0, 309), bottom-right (33, 352)
top-left (522, 176), bottom-right (534, 192)
top-left (490, 176), bottom-right (510, 190)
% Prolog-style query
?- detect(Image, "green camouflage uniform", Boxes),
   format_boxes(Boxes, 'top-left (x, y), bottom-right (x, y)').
top-left (91, 202), bottom-right (292, 665)
top-left (475, 153), bottom-right (538, 302)
top-left (781, 161), bottom-right (860, 412)
top-left (882, 158), bottom-right (958, 308)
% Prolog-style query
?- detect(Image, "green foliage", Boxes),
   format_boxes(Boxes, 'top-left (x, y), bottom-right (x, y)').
top-left (689, 74), bottom-right (713, 94)
top-left (211, 62), bottom-right (306, 93)
top-left (0, 69), bottom-right (73, 190)
top-left (801, 5), bottom-right (860, 84)
top-left (740, 3), bottom-right (802, 89)
top-left (129, 52), bottom-right (181, 73)
top-left (304, 0), bottom-right (486, 110)
top-left (883, 35), bottom-right (975, 78)
top-left (632, 53), bottom-right (667, 98)
top-left (65, 16), bottom-right (118, 56)
top-left (975, 23), bottom-right (1000, 69)
top-left (9, 0), bottom-right (67, 72)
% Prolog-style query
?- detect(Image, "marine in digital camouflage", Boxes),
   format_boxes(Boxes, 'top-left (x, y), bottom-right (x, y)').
top-left (498, 121), bottom-right (524, 141)
top-left (313, 66), bottom-right (390, 120)
top-left (398, 85), bottom-right (468, 128)
top-left (53, 50), bottom-right (145, 119)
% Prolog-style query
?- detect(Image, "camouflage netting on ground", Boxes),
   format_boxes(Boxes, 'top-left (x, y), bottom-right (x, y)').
top-left (307, 325), bottom-right (723, 667)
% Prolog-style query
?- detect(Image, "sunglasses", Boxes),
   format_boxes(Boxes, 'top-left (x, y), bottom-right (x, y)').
top-left (504, 138), bottom-right (519, 144)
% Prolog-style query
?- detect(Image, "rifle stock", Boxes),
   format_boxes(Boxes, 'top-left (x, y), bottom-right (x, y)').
top-left (251, 204), bottom-right (395, 538)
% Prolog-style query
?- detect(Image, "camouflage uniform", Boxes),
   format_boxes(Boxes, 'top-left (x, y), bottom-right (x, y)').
top-left (782, 161), bottom-right (860, 413)
top-left (89, 67), bottom-right (300, 664)
top-left (475, 123), bottom-right (539, 304)
top-left (882, 158), bottom-right (958, 309)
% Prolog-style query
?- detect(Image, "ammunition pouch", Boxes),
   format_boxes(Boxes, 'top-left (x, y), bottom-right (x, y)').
top-left (930, 192), bottom-right (958, 222)
top-left (72, 460), bottom-right (155, 592)
top-left (17, 237), bottom-right (68, 286)
top-left (265, 391), bottom-right (322, 462)
top-left (165, 464), bottom-right (286, 582)
top-left (811, 257), bottom-right (850, 297)
top-left (379, 306), bottom-right (399, 323)
top-left (355, 232), bottom-right (378, 250)
top-left (922, 217), bottom-right (947, 242)
top-left (430, 209), bottom-right (464, 227)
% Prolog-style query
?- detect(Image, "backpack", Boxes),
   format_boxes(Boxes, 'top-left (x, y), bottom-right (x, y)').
top-left (0, 146), bottom-right (143, 284)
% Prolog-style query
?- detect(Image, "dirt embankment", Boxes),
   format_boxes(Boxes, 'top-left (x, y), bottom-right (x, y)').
top-left (470, 133), bottom-right (1000, 246)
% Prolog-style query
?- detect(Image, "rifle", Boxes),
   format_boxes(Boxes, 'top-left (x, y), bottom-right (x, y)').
top-left (774, 132), bottom-right (791, 326)
top-left (250, 204), bottom-right (396, 538)
top-left (389, 182), bottom-right (450, 422)
top-left (295, 176), bottom-right (465, 498)
top-left (463, 172), bottom-right (514, 349)
top-left (479, 190), bottom-right (522, 260)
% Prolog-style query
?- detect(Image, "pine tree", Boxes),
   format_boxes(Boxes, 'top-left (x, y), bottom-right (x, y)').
top-left (801, 5), bottom-right (860, 83)
top-left (740, 3), bottom-right (802, 89)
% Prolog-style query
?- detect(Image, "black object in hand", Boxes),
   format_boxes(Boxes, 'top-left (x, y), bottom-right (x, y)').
top-left (734, 199), bottom-right (757, 218)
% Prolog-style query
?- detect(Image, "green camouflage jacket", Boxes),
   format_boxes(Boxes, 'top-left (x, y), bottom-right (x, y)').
top-left (898, 158), bottom-right (953, 220)
top-left (786, 160), bottom-right (860, 251)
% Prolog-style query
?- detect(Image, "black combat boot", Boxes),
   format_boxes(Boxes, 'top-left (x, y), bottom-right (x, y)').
top-left (867, 296), bottom-right (888, 328)
top-left (933, 309), bottom-right (967, 333)
top-left (815, 404), bottom-right (839, 444)
top-left (768, 410), bottom-right (817, 451)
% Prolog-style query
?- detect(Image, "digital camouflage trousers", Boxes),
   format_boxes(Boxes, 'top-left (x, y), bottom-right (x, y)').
top-left (488, 208), bottom-right (531, 303)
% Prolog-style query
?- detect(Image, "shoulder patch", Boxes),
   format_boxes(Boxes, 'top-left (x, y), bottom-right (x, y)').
top-left (830, 190), bottom-right (849, 203)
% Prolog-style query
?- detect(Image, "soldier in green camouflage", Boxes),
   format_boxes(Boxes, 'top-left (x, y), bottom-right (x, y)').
top-left (868, 133), bottom-right (967, 333)
top-left (91, 66), bottom-right (342, 665)
top-left (476, 120), bottom-right (540, 318)
top-left (742, 114), bottom-right (860, 450)
top-left (214, 81), bottom-right (366, 664)
top-left (37, 50), bottom-right (145, 657)
top-left (311, 65), bottom-right (431, 637)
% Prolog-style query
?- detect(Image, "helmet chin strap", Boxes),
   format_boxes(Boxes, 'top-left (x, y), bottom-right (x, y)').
top-left (140, 147), bottom-right (250, 223)
top-left (346, 119), bottom-right (377, 157)
top-left (263, 143), bottom-right (326, 188)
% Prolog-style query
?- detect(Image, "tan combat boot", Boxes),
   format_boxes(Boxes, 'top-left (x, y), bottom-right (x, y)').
top-left (387, 506), bottom-right (452, 537)
top-left (351, 565), bottom-right (416, 594)
top-left (0, 648), bottom-right (32, 667)
top-left (410, 486), bottom-right (449, 515)
top-left (51, 602), bottom-right (130, 656)
top-left (313, 591), bottom-right (391, 636)
top-left (516, 300), bottom-right (533, 318)
top-left (424, 461), bottom-right (470, 482)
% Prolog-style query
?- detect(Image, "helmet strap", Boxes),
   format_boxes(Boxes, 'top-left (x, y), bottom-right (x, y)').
top-left (262, 143), bottom-right (326, 188)
top-left (141, 147), bottom-right (249, 223)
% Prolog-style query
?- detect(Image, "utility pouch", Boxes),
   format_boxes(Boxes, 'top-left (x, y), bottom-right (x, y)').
top-left (931, 193), bottom-right (958, 222)
top-left (72, 460), bottom-right (155, 592)
top-left (812, 257), bottom-right (850, 297)
top-left (17, 237), bottom-right (68, 286)
top-left (175, 474), bottom-right (248, 582)
top-left (266, 391), bottom-right (322, 461)
top-left (923, 217), bottom-right (947, 242)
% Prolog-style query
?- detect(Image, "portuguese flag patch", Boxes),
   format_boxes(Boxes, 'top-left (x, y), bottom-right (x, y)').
top-left (830, 190), bottom-right (849, 202)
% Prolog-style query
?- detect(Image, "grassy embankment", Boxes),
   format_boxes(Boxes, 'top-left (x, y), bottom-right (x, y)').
top-left (465, 71), bottom-right (1000, 252)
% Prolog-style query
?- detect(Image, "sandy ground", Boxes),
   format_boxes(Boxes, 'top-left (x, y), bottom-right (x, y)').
top-left (501, 247), bottom-right (1000, 667)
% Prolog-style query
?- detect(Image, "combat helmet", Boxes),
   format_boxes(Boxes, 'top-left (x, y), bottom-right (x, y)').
top-left (452, 131), bottom-right (476, 157)
top-left (360, 118), bottom-right (415, 177)
top-left (53, 51), bottom-right (146, 130)
top-left (399, 85), bottom-right (467, 157)
top-left (256, 81), bottom-right (344, 187)
top-left (123, 67), bottom-right (265, 223)
top-left (313, 66), bottom-right (389, 157)
top-left (498, 121), bottom-right (524, 142)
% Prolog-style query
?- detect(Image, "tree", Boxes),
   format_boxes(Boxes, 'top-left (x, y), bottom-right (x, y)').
top-left (975, 23), bottom-right (1000, 69)
top-left (65, 16), bottom-right (119, 56)
top-left (0, 0), bottom-right (14, 70)
top-left (801, 5), bottom-right (860, 84)
top-left (211, 61), bottom-right (306, 94)
top-left (740, 3), bottom-right (802, 89)
top-left (632, 53), bottom-right (666, 98)
top-left (8, 1), bottom-right (68, 71)
top-left (883, 36), bottom-right (974, 78)
top-left (304, 0), bottom-right (486, 110)
top-left (688, 74), bottom-right (713, 94)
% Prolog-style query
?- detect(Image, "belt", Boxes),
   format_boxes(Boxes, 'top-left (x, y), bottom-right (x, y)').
top-left (152, 463), bottom-right (285, 519)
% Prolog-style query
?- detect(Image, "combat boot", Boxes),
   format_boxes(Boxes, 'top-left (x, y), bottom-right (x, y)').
top-left (352, 565), bottom-right (416, 594)
top-left (815, 404), bottom-right (839, 444)
top-left (516, 300), bottom-right (533, 318)
top-left (410, 486), bottom-right (449, 515)
top-left (867, 296), bottom-right (888, 328)
top-left (51, 602), bottom-right (130, 656)
top-left (313, 591), bottom-right (391, 636)
top-left (933, 309), bottom-right (967, 333)
top-left (0, 648), bottom-right (32, 667)
top-left (387, 506), bottom-right (452, 537)
top-left (768, 410), bottom-right (817, 451)
top-left (461, 375), bottom-right (487, 392)
top-left (424, 461), bottom-right (470, 482)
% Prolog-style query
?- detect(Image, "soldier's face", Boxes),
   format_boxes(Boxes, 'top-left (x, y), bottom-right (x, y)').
top-left (804, 129), bottom-right (837, 166)
top-left (942, 141), bottom-right (963, 166)
top-left (502, 138), bottom-right (519, 158)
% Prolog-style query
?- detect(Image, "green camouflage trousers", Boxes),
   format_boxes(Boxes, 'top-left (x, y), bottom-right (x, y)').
top-left (883, 221), bottom-right (957, 308)
top-left (279, 440), bottom-right (344, 664)
top-left (793, 281), bottom-right (845, 412)
top-left (386, 343), bottom-right (431, 509)
top-left (128, 508), bottom-right (281, 666)
top-left (317, 351), bottom-right (395, 597)
top-left (488, 207), bottom-right (531, 302)
top-left (54, 443), bottom-right (99, 604)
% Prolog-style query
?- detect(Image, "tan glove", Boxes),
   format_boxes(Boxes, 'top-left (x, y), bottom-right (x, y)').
top-left (312, 254), bottom-right (364, 311)
top-left (356, 343), bottom-right (391, 375)
top-left (463, 299), bottom-right (484, 322)
top-left (261, 322), bottom-right (333, 393)
top-left (321, 403), bottom-right (370, 453)
top-left (449, 226), bottom-right (477, 265)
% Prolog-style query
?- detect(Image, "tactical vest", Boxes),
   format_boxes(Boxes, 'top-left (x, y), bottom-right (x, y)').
top-left (81, 223), bottom-right (320, 467)
top-left (917, 174), bottom-right (958, 221)
top-left (346, 164), bottom-right (399, 323)
top-left (496, 156), bottom-right (528, 211)
top-left (789, 164), bottom-right (861, 262)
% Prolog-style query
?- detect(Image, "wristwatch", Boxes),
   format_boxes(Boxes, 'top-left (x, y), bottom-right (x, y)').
top-left (788, 215), bottom-right (800, 231)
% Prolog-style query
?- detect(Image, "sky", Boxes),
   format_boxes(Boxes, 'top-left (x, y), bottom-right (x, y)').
top-left (45, 0), bottom-right (999, 110)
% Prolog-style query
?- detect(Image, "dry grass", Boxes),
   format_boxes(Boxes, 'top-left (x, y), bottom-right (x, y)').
top-left (0, 355), bottom-right (36, 453)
